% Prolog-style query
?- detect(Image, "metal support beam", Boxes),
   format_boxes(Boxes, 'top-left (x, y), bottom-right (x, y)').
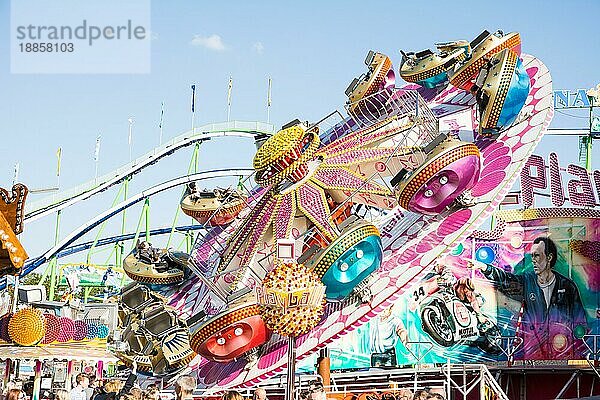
top-left (167, 142), bottom-right (201, 248)
top-left (48, 210), bottom-right (62, 300)
top-left (556, 371), bottom-right (580, 400)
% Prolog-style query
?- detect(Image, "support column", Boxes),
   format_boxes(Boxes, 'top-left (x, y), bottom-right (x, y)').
top-left (49, 210), bottom-right (62, 301)
top-left (144, 198), bottom-right (150, 241)
top-left (316, 348), bottom-right (330, 391)
top-left (65, 360), bottom-right (74, 391)
top-left (3, 359), bottom-right (11, 388)
top-left (96, 360), bottom-right (103, 381)
top-left (32, 360), bottom-right (42, 400)
top-left (286, 336), bottom-right (297, 400)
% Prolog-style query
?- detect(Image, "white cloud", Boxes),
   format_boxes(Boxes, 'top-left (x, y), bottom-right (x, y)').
top-left (252, 41), bottom-right (264, 54)
top-left (190, 34), bottom-right (226, 51)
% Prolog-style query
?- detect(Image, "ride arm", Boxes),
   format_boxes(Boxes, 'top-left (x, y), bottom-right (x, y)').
top-left (478, 262), bottom-right (525, 301)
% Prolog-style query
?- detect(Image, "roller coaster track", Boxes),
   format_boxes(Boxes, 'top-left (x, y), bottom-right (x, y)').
top-left (1, 168), bottom-right (254, 290)
top-left (54, 224), bottom-right (204, 259)
top-left (24, 121), bottom-right (273, 223)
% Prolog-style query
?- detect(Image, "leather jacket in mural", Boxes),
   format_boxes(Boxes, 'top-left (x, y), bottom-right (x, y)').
top-left (481, 265), bottom-right (586, 330)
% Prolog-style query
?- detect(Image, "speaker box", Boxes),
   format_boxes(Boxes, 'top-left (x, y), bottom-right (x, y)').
top-left (18, 285), bottom-right (47, 303)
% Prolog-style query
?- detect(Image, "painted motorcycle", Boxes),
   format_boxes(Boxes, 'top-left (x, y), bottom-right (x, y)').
top-left (412, 276), bottom-right (502, 354)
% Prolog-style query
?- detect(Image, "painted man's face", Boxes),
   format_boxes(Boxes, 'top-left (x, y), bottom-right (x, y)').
top-left (531, 241), bottom-right (552, 276)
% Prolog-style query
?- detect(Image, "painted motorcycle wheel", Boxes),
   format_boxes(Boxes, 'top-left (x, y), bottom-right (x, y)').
top-left (421, 305), bottom-right (454, 347)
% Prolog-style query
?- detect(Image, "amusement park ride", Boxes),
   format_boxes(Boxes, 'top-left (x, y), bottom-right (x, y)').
top-left (1, 28), bottom-right (558, 394)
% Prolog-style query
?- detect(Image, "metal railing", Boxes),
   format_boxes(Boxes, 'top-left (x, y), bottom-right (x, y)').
top-left (190, 363), bottom-right (508, 400)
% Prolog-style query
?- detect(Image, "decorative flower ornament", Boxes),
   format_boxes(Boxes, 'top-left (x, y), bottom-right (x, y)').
top-left (257, 261), bottom-right (326, 337)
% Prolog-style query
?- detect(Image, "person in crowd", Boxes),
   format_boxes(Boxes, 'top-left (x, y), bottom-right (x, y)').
top-left (308, 379), bottom-right (326, 400)
top-left (299, 390), bottom-right (310, 400)
top-left (86, 375), bottom-right (98, 400)
top-left (221, 392), bottom-right (243, 400)
top-left (6, 389), bottom-right (25, 400)
top-left (174, 375), bottom-right (196, 400)
top-left (381, 393), bottom-right (395, 400)
top-left (55, 390), bottom-right (70, 400)
top-left (425, 394), bottom-right (444, 400)
top-left (70, 374), bottom-right (90, 400)
top-left (412, 390), bottom-right (428, 400)
top-left (22, 381), bottom-right (34, 400)
top-left (142, 387), bottom-right (159, 400)
top-left (252, 388), bottom-right (267, 400)
top-left (1, 383), bottom-right (18, 400)
top-left (93, 362), bottom-right (137, 400)
top-left (129, 388), bottom-right (142, 400)
top-left (396, 389), bottom-right (413, 400)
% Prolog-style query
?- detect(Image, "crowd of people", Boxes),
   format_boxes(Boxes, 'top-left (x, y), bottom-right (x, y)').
top-left (0, 363), bottom-right (198, 400)
top-left (1, 367), bottom-right (447, 400)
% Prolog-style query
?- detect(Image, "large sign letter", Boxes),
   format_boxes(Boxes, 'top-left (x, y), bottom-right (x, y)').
top-left (549, 153), bottom-right (565, 207)
top-left (567, 165), bottom-right (597, 207)
top-left (521, 155), bottom-right (547, 208)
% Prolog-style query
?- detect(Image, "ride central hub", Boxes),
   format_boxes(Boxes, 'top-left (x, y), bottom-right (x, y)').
top-left (253, 125), bottom-right (320, 187)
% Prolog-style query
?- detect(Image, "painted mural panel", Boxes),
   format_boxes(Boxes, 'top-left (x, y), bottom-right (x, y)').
top-left (300, 213), bottom-right (600, 370)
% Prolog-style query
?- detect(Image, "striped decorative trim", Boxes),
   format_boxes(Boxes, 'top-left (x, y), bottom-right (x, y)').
top-left (495, 208), bottom-right (600, 222)
top-left (123, 267), bottom-right (184, 285)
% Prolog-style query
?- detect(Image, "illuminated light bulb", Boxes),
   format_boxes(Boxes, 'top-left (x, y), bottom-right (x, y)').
top-left (356, 249), bottom-right (364, 259)
top-left (510, 236), bottom-right (523, 248)
top-left (552, 333), bottom-right (568, 352)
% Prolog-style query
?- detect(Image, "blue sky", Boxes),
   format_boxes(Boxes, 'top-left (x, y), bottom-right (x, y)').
top-left (0, 0), bottom-right (599, 262)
